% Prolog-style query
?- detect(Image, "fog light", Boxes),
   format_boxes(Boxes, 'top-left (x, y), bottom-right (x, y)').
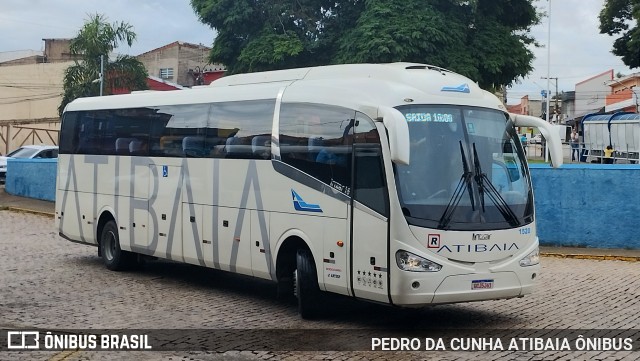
top-left (520, 248), bottom-right (540, 267)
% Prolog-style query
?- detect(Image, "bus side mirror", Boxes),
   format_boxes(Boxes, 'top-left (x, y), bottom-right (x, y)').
top-left (380, 107), bottom-right (410, 165)
top-left (510, 113), bottom-right (564, 168)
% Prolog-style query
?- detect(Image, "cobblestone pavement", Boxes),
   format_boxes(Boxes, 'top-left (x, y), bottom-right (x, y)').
top-left (1, 211), bottom-right (639, 360)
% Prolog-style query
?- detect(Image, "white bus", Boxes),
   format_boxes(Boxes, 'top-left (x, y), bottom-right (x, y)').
top-left (56, 63), bottom-right (563, 318)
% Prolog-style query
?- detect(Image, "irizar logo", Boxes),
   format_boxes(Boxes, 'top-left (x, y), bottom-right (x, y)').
top-left (441, 83), bottom-right (471, 93)
top-left (472, 233), bottom-right (491, 241)
top-left (291, 190), bottom-right (323, 213)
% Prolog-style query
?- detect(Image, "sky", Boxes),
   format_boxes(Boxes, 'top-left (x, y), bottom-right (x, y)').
top-left (508, 0), bottom-right (633, 104)
top-left (0, 0), bottom-right (634, 105)
top-left (0, 0), bottom-right (215, 57)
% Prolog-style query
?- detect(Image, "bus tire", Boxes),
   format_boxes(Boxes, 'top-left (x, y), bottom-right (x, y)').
top-left (276, 275), bottom-right (295, 302)
top-left (100, 220), bottom-right (134, 271)
top-left (296, 248), bottom-right (322, 319)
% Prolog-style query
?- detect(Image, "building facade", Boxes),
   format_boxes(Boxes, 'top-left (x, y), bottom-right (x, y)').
top-left (605, 73), bottom-right (640, 113)
top-left (574, 70), bottom-right (613, 118)
top-left (136, 41), bottom-right (225, 87)
top-left (560, 91), bottom-right (576, 124)
top-left (0, 39), bottom-right (80, 67)
top-left (507, 95), bottom-right (543, 117)
top-left (0, 61), bottom-right (69, 153)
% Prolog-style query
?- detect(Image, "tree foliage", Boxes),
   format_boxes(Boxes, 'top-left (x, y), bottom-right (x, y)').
top-left (599, 0), bottom-right (640, 69)
top-left (59, 14), bottom-right (148, 115)
top-left (191, 0), bottom-right (540, 89)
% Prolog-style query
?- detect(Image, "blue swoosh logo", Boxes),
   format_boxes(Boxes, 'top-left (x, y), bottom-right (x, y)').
top-left (441, 83), bottom-right (470, 93)
top-left (292, 190), bottom-right (323, 213)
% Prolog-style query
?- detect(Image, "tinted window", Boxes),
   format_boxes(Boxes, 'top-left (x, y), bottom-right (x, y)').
top-left (60, 99), bottom-right (275, 159)
top-left (150, 104), bottom-right (208, 157)
top-left (209, 100), bottom-right (275, 159)
top-left (60, 109), bottom-right (153, 156)
top-left (280, 103), bottom-right (354, 192)
top-left (59, 112), bottom-right (79, 154)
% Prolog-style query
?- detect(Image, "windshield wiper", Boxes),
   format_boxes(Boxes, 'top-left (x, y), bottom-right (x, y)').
top-left (472, 143), bottom-right (520, 227)
top-left (438, 141), bottom-right (475, 229)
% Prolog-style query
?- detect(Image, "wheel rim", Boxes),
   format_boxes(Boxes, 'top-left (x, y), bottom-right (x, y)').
top-left (103, 230), bottom-right (116, 261)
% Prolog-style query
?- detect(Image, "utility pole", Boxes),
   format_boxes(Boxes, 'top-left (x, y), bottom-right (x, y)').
top-left (542, 76), bottom-right (559, 121)
top-left (91, 55), bottom-right (105, 95)
top-left (99, 55), bottom-right (104, 96)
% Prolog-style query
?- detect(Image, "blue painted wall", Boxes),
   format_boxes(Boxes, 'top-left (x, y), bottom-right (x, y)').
top-left (530, 163), bottom-right (640, 249)
top-left (5, 158), bottom-right (57, 202)
top-left (4, 159), bottom-right (640, 249)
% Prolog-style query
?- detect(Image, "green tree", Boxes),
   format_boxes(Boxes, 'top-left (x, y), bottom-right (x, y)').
top-left (191, 0), bottom-right (540, 89)
top-left (599, 0), bottom-right (640, 69)
top-left (59, 14), bottom-right (148, 115)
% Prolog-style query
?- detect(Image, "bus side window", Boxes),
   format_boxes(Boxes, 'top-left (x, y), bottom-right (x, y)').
top-left (183, 136), bottom-right (207, 158)
top-left (209, 100), bottom-right (275, 160)
top-left (158, 136), bottom-right (184, 157)
top-left (251, 135), bottom-right (271, 159)
top-left (279, 103), bottom-right (353, 189)
top-left (115, 138), bottom-right (134, 155)
top-left (59, 112), bottom-right (80, 154)
top-left (129, 139), bottom-right (148, 156)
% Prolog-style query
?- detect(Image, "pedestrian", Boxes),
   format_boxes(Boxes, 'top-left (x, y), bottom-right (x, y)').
top-left (570, 128), bottom-right (579, 162)
top-left (603, 145), bottom-right (614, 164)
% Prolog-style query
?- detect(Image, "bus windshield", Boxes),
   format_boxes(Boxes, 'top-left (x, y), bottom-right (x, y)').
top-left (395, 105), bottom-right (533, 231)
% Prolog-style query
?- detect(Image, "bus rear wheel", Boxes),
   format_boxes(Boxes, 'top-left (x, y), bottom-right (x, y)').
top-left (296, 248), bottom-right (322, 319)
top-left (100, 220), bottom-right (134, 271)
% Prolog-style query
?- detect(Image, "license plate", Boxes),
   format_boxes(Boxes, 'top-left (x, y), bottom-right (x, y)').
top-left (472, 279), bottom-right (494, 290)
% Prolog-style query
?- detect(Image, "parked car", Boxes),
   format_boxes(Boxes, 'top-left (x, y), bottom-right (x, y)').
top-left (530, 134), bottom-right (542, 144)
top-left (0, 145), bottom-right (58, 183)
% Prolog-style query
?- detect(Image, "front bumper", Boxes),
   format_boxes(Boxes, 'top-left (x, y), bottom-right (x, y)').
top-left (390, 264), bottom-right (540, 306)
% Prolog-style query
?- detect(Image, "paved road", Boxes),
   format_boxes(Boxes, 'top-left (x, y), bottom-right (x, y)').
top-left (1, 211), bottom-right (638, 360)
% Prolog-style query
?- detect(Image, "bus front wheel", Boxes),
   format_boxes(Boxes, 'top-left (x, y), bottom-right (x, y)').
top-left (296, 248), bottom-right (322, 319)
top-left (100, 220), bottom-right (134, 271)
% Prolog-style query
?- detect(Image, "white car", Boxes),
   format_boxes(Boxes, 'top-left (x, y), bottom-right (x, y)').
top-left (530, 134), bottom-right (543, 144)
top-left (0, 145), bottom-right (59, 183)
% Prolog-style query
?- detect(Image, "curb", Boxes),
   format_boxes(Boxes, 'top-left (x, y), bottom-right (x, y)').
top-left (541, 252), bottom-right (640, 262)
top-left (5, 206), bottom-right (55, 218)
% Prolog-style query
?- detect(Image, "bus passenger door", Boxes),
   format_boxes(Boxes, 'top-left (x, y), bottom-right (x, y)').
top-left (149, 165), bottom-right (183, 261)
top-left (350, 114), bottom-right (390, 303)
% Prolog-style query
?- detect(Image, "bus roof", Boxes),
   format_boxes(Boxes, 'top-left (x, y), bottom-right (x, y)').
top-left (64, 63), bottom-right (505, 117)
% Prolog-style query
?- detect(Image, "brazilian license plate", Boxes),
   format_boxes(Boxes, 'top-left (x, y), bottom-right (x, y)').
top-left (472, 279), bottom-right (494, 290)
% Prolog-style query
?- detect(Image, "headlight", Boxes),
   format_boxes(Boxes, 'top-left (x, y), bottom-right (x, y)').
top-left (519, 247), bottom-right (540, 267)
top-left (396, 250), bottom-right (442, 272)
